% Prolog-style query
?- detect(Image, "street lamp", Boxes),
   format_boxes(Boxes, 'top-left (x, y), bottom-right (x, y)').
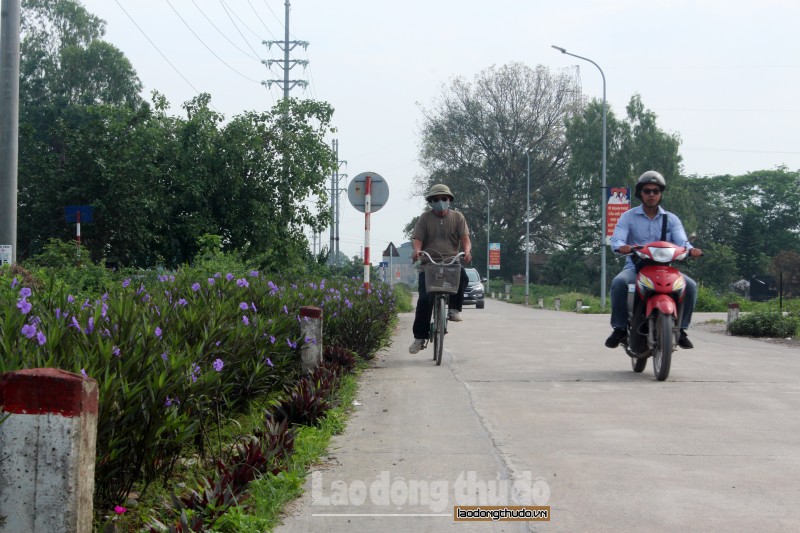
top-left (525, 153), bottom-right (530, 307)
top-left (479, 180), bottom-right (490, 294)
top-left (551, 45), bottom-right (608, 309)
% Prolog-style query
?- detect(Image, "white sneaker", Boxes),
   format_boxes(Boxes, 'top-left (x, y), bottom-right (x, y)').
top-left (408, 339), bottom-right (425, 354)
top-left (448, 310), bottom-right (463, 322)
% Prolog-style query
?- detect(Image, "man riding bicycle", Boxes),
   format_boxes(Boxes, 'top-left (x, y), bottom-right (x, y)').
top-left (409, 184), bottom-right (472, 354)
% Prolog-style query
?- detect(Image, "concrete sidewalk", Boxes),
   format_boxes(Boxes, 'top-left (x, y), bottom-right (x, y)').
top-left (275, 298), bottom-right (800, 532)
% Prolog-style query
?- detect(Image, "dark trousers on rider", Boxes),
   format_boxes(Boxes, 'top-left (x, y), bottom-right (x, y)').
top-left (412, 267), bottom-right (468, 339)
top-left (610, 267), bottom-right (698, 330)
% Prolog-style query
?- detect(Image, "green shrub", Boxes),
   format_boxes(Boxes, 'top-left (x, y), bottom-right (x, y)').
top-left (728, 311), bottom-right (799, 338)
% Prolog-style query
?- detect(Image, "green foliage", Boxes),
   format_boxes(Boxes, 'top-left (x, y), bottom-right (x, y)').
top-left (1, 262), bottom-right (398, 515)
top-left (323, 281), bottom-right (398, 359)
top-left (417, 62), bottom-right (580, 277)
top-left (727, 311), bottom-right (799, 338)
top-left (392, 283), bottom-right (414, 313)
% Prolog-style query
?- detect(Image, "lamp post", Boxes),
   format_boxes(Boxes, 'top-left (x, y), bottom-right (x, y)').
top-left (480, 180), bottom-right (490, 294)
top-left (552, 45), bottom-right (607, 309)
top-left (525, 153), bottom-right (530, 307)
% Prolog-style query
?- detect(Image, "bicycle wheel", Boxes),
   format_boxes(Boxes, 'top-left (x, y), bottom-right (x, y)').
top-left (434, 296), bottom-right (446, 366)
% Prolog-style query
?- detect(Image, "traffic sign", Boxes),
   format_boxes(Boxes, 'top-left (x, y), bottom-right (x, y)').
top-left (347, 172), bottom-right (389, 213)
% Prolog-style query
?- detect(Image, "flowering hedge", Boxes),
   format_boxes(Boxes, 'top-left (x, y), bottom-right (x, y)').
top-left (0, 267), bottom-right (398, 508)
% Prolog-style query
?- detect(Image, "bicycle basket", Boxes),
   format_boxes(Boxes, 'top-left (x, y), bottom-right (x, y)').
top-left (424, 263), bottom-right (460, 294)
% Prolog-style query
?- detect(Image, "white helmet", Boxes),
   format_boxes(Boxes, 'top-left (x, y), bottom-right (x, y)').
top-left (635, 171), bottom-right (666, 199)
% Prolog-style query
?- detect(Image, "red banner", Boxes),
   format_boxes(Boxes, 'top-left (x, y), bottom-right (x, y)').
top-left (606, 187), bottom-right (631, 237)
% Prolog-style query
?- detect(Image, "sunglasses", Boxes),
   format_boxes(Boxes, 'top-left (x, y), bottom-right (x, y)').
top-left (429, 196), bottom-right (450, 202)
top-left (641, 188), bottom-right (661, 195)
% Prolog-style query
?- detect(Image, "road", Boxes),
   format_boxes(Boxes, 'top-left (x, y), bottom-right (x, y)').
top-left (275, 297), bottom-right (800, 532)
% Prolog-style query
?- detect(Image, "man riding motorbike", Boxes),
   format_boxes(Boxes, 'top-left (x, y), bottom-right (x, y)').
top-left (605, 171), bottom-right (703, 349)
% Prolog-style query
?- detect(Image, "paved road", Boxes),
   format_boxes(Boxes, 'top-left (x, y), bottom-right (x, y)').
top-left (275, 297), bottom-right (800, 532)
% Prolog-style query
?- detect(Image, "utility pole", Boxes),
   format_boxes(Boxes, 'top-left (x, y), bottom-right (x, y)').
top-left (328, 139), bottom-right (346, 266)
top-left (261, 0), bottom-right (309, 100)
top-left (0, 0), bottom-right (20, 265)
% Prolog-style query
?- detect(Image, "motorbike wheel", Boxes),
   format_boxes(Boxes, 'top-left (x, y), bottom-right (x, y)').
top-left (652, 311), bottom-right (673, 381)
top-left (631, 355), bottom-right (647, 373)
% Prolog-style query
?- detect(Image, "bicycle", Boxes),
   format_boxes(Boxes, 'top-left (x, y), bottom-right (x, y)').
top-left (419, 251), bottom-right (465, 366)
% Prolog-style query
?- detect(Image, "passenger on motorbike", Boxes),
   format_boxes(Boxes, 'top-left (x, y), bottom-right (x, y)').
top-left (605, 171), bottom-right (703, 349)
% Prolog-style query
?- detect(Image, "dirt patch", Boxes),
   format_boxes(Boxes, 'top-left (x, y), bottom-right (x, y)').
top-left (693, 320), bottom-right (800, 350)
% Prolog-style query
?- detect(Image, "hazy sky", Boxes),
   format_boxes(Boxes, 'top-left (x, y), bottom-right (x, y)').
top-left (78, 0), bottom-right (800, 261)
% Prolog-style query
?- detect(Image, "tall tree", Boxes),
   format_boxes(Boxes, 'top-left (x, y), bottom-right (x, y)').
top-left (563, 94), bottom-right (683, 289)
top-left (417, 62), bottom-right (580, 277)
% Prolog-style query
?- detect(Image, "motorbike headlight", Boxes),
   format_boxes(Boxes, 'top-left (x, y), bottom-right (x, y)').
top-left (650, 247), bottom-right (675, 263)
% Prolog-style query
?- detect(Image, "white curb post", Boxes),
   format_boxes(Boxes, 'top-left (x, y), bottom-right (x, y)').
top-left (727, 303), bottom-right (740, 331)
top-left (0, 368), bottom-right (98, 533)
top-left (538, 297), bottom-right (544, 309)
top-left (300, 306), bottom-right (323, 373)
top-left (554, 297), bottom-right (561, 311)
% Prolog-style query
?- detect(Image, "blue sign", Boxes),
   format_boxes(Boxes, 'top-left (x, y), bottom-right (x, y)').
top-left (65, 205), bottom-right (94, 223)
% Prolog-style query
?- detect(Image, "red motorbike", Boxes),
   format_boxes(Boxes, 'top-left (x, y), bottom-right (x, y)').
top-left (621, 241), bottom-right (689, 381)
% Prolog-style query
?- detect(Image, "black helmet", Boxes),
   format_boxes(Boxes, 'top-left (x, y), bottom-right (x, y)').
top-left (634, 171), bottom-right (666, 199)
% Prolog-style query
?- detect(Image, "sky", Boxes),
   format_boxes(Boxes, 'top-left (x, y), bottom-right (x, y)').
top-left (77, 0), bottom-right (800, 262)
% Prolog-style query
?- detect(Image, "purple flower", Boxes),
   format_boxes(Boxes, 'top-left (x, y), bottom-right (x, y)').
top-left (250, 270), bottom-right (259, 277)
top-left (268, 281), bottom-right (278, 293)
top-left (242, 315), bottom-right (250, 326)
top-left (269, 335), bottom-right (276, 344)
top-left (81, 368), bottom-right (88, 378)
top-left (161, 352), bottom-right (168, 361)
top-left (17, 299), bottom-right (32, 315)
top-left (122, 278), bottom-right (131, 288)
top-left (70, 316), bottom-right (81, 331)
top-left (36, 331), bottom-right (46, 345)
top-left (266, 358), bottom-right (274, 367)
top-left (239, 302), bottom-right (249, 311)
top-left (287, 338), bottom-right (297, 349)
top-left (212, 358), bottom-right (224, 372)
top-left (101, 303), bottom-right (108, 318)
top-left (21, 324), bottom-right (37, 338)
top-left (226, 273), bottom-right (234, 281)
top-left (214, 272), bottom-right (221, 278)
top-left (345, 299), bottom-right (353, 309)
top-left (158, 274), bottom-right (168, 283)
top-left (283, 305), bottom-right (288, 314)
top-left (82, 298), bottom-right (91, 309)
top-left (19, 287), bottom-right (32, 298)
top-left (250, 302), bottom-right (257, 312)
top-left (305, 336), bottom-right (317, 345)
top-left (207, 278), bottom-right (215, 286)
top-left (215, 340), bottom-right (221, 346)
top-left (236, 278), bottom-right (249, 288)
top-left (67, 294), bottom-right (75, 304)
top-left (86, 317), bottom-right (95, 334)
top-left (112, 346), bottom-right (121, 357)
top-left (11, 277), bottom-right (18, 288)
top-left (155, 327), bottom-right (162, 338)
top-left (177, 298), bottom-right (188, 306)
top-left (192, 283), bottom-right (201, 292)
top-left (165, 396), bottom-right (179, 407)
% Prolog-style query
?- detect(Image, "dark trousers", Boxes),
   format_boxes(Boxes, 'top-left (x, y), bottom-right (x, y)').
top-left (412, 267), bottom-right (468, 339)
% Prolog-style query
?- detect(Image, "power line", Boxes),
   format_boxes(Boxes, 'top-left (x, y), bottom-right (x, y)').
top-left (247, 0), bottom-right (278, 39)
top-left (165, 0), bottom-right (261, 84)
top-left (113, 0), bottom-right (208, 100)
top-left (190, 0), bottom-right (259, 61)
top-left (216, 0), bottom-right (268, 60)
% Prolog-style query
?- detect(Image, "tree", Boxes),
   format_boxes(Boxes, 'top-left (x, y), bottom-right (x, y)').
top-left (417, 62), bottom-right (580, 278)
top-left (563, 93), bottom-right (684, 290)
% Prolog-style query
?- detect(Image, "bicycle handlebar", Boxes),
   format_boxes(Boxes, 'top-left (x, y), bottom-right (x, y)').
top-left (418, 250), bottom-right (465, 265)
